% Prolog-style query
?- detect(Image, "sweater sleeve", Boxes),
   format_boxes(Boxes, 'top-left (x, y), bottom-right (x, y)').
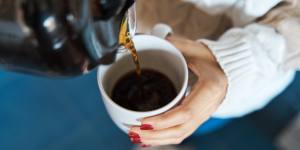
top-left (257, 0), bottom-right (300, 71)
top-left (184, 0), bottom-right (282, 27)
top-left (197, 23), bottom-right (295, 118)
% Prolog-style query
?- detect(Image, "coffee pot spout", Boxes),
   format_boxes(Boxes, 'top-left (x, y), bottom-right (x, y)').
top-left (87, 0), bottom-right (137, 64)
top-left (91, 3), bottom-right (137, 64)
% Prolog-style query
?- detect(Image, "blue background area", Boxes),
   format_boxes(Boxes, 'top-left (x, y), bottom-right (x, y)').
top-left (0, 70), bottom-right (131, 150)
top-left (0, 70), bottom-right (299, 150)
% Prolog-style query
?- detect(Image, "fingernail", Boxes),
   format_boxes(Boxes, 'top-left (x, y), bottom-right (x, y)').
top-left (131, 138), bottom-right (142, 143)
top-left (141, 144), bottom-right (151, 148)
top-left (128, 132), bottom-right (140, 138)
top-left (140, 124), bottom-right (153, 130)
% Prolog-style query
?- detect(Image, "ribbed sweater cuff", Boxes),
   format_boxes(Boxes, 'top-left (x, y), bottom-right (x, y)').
top-left (197, 36), bottom-right (256, 105)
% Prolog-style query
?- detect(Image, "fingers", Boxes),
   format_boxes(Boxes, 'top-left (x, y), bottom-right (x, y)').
top-left (140, 138), bottom-right (183, 147)
top-left (129, 118), bottom-right (212, 147)
top-left (129, 86), bottom-right (216, 142)
top-left (140, 105), bottom-right (196, 130)
top-left (129, 123), bottom-right (199, 146)
top-left (139, 78), bottom-right (221, 132)
top-left (127, 78), bottom-right (223, 146)
top-left (129, 116), bottom-right (210, 146)
top-left (166, 37), bottom-right (195, 54)
top-left (130, 125), bottom-right (186, 140)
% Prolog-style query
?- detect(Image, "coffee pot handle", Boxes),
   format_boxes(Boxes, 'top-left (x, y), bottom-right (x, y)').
top-left (151, 24), bottom-right (173, 39)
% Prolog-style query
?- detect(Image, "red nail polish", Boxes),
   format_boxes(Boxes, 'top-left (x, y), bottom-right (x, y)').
top-left (141, 144), bottom-right (151, 148)
top-left (128, 132), bottom-right (140, 138)
top-left (140, 124), bottom-right (153, 130)
top-left (131, 138), bottom-right (142, 143)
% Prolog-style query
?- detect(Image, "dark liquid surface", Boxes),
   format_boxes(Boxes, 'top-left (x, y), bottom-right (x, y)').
top-left (112, 69), bottom-right (177, 111)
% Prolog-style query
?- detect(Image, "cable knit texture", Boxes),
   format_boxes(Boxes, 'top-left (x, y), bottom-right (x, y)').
top-left (258, 0), bottom-right (300, 71)
top-left (198, 23), bottom-right (292, 118)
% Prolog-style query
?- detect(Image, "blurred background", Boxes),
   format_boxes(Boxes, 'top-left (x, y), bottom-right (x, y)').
top-left (0, 69), bottom-right (300, 150)
top-left (1, 0), bottom-right (300, 150)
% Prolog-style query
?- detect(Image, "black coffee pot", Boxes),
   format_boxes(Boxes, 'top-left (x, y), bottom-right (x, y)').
top-left (0, 0), bottom-right (136, 77)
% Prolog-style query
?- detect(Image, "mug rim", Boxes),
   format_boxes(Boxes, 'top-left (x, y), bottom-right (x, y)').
top-left (97, 34), bottom-right (188, 114)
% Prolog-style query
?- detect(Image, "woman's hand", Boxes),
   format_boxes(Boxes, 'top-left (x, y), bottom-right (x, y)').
top-left (128, 37), bottom-right (228, 147)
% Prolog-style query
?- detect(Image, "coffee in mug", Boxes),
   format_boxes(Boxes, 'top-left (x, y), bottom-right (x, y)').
top-left (112, 69), bottom-right (177, 111)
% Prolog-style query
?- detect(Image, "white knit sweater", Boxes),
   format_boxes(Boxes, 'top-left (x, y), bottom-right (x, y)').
top-left (185, 0), bottom-right (296, 118)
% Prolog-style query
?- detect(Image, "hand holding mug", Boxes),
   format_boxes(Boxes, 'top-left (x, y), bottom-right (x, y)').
top-left (128, 36), bottom-right (228, 147)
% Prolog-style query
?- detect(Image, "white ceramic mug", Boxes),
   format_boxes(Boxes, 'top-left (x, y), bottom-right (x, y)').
top-left (97, 24), bottom-right (188, 133)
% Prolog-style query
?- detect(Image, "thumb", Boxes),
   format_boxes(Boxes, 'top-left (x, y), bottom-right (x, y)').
top-left (166, 37), bottom-right (218, 65)
top-left (165, 37), bottom-right (194, 54)
top-left (166, 37), bottom-right (209, 59)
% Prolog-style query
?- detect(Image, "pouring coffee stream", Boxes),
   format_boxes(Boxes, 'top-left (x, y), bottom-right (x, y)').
top-left (118, 17), bottom-right (142, 85)
top-left (118, 14), bottom-right (147, 102)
